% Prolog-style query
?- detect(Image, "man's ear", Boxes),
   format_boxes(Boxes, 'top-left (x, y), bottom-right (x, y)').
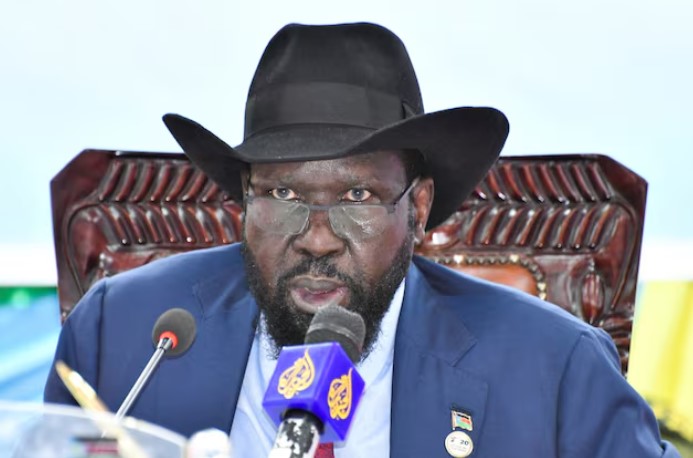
top-left (239, 167), bottom-right (251, 219)
top-left (240, 167), bottom-right (250, 195)
top-left (412, 177), bottom-right (434, 243)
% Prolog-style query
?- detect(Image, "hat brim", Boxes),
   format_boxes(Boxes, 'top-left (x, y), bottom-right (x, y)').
top-left (163, 107), bottom-right (509, 230)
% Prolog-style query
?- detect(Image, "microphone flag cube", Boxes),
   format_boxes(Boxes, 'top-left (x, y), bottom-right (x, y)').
top-left (262, 342), bottom-right (365, 442)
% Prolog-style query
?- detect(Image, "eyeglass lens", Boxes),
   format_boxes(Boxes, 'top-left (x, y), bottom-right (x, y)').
top-left (245, 198), bottom-right (394, 241)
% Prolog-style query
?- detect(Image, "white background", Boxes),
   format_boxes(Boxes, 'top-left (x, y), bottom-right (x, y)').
top-left (1, 0), bottom-right (691, 283)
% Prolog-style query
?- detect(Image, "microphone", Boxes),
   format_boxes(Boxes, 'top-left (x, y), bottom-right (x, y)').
top-left (114, 308), bottom-right (197, 421)
top-left (263, 304), bottom-right (366, 457)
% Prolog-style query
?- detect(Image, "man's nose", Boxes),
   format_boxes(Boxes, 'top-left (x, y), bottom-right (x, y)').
top-left (291, 209), bottom-right (346, 257)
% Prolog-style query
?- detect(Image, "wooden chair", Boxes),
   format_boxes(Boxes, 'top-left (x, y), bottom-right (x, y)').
top-left (51, 150), bottom-right (646, 373)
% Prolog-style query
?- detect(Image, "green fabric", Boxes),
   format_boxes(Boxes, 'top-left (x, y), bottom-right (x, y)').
top-left (0, 287), bottom-right (57, 308)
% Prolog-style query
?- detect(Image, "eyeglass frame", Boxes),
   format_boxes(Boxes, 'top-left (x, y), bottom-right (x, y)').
top-left (243, 176), bottom-right (420, 239)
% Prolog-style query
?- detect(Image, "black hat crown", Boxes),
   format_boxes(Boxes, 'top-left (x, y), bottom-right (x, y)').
top-left (244, 23), bottom-right (424, 140)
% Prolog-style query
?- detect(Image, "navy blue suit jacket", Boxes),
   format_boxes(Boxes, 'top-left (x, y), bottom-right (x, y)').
top-left (45, 244), bottom-right (678, 457)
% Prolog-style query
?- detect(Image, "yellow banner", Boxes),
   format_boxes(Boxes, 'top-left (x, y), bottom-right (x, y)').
top-left (629, 281), bottom-right (693, 441)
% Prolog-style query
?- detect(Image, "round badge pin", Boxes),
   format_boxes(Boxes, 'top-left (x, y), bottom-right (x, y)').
top-left (444, 430), bottom-right (474, 457)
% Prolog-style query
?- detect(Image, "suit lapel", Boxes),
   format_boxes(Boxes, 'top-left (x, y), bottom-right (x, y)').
top-left (391, 261), bottom-right (488, 457)
top-left (153, 266), bottom-right (259, 436)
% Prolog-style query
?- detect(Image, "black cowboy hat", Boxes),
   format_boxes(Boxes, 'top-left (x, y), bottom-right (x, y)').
top-left (163, 22), bottom-right (509, 229)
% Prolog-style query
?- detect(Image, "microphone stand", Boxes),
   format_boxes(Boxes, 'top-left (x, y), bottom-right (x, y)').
top-left (114, 338), bottom-right (173, 421)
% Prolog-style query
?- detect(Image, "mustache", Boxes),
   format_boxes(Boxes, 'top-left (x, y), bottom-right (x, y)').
top-left (277, 257), bottom-right (358, 290)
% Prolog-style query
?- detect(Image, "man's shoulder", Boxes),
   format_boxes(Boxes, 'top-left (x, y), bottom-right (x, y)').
top-left (411, 255), bottom-right (601, 345)
top-left (113, 243), bottom-right (244, 283)
top-left (410, 255), bottom-right (621, 382)
top-left (71, 243), bottom-right (247, 319)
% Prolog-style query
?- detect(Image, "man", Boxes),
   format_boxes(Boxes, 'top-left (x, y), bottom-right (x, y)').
top-left (45, 22), bottom-right (679, 457)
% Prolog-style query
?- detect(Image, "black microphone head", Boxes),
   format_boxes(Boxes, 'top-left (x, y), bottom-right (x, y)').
top-left (151, 308), bottom-right (197, 357)
top-left (304, 304), bottom-right (366, 363)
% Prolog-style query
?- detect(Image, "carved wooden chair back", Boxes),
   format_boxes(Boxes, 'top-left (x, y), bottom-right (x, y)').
top-left (51, 150), bottom-right (646, 373)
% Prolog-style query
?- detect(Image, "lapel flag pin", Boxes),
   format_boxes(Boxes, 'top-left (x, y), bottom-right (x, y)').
top-left (451, 409), bottom-right (473, 432)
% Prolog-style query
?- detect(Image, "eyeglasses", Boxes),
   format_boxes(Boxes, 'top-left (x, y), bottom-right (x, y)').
top-left (245, 179), bottom-right (418, 241)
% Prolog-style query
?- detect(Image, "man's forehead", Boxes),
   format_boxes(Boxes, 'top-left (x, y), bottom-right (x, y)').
top-left (249, 149), bottom-right (408, 182)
